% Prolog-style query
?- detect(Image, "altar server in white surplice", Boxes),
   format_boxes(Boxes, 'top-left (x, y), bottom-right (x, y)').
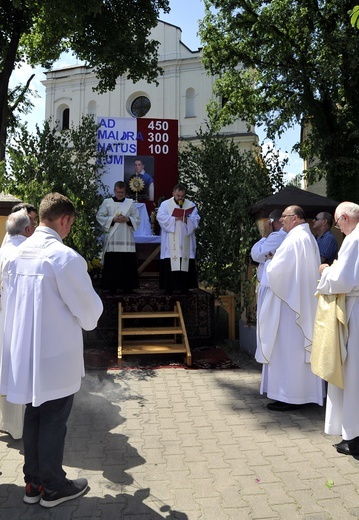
top-left (316, 201), bottom-right (359, 456)
top-left (251, 209), bottom-right (286, 365)
top-left (96, 181), bottom-right (140, 294)
top-left (157, 183), bottom-right (200, 294)
top-left (259, 205), bottom-right (325, 412)
top-left (0, 209), bottom-right (34, 439)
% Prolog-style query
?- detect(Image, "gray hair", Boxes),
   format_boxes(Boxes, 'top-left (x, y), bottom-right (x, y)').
top-left (336, 202), bottom-right (359, 221)
top-left (6, 208), bottom-right (30, 236)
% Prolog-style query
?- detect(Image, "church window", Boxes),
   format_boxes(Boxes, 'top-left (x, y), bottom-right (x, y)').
top-left (131, 96), bottom-right (151, 117)
top-left (62, 108), bottom-right (70, 130)
top-left (185, 88), bottom-right (196, 117)
top-left (88, 100), bottom-right (97, 117)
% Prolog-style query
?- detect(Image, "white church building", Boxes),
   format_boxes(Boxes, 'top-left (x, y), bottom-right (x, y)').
top-left (42, 20), bottom-right (257, 152)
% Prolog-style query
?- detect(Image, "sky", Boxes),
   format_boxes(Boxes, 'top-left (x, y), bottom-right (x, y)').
top-left (10, 0), bottom-right (302, 178)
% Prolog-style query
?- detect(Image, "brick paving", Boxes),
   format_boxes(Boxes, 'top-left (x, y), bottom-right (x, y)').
top-left (1, 349), bottom-right (359, 519)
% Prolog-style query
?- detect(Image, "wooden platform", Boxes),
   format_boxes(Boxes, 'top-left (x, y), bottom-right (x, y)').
top-left (84, 278), bottom-right (215, 349)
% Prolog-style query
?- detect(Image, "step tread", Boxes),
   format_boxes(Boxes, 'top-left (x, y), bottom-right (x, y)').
top-left (119, 343), bottom-right (187, 354)
top-left (121, 327), bottom-right (183, 335)
top-left (122, 312), bottom-right (180, 319)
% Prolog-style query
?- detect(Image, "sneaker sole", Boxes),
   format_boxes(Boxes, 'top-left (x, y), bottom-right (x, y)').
top-left (39, 485), bottom-right (88, 508)
top-left (23, 495), bottom-right (42, 504)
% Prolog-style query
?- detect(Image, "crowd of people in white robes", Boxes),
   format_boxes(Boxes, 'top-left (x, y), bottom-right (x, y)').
top-left (252, 202), bottom-right (359, 456)
top-left (1, 191), bottom-right (359, 510)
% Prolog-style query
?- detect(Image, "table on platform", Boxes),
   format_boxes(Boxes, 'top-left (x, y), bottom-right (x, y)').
top-left (134, 203), bottom-right (161, 275)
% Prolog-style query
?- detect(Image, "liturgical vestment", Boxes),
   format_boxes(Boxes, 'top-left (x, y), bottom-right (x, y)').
top-left (259, 223), bottom-right (325, 406)
top-left (316, 222), bottom-right (359, 439)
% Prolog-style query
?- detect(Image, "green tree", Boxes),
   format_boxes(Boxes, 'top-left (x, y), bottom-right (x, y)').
top-left (178, 129), bottom-right (285, 321)
top-left (0, 0), bottom-right (169, 161)
top-left (199, 0), bottom-right (359, 202)
top-left (349, 5), bottom-right (359, 27)
top-left (0, 116), bottom-right (107, 261)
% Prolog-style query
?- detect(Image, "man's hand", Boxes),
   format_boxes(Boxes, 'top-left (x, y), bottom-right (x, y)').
top-left (319, 263), bottom-right (329, 275)
top-left (113, 215), bottom-right (128, 224)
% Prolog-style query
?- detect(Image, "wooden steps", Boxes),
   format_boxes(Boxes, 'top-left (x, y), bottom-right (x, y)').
top-left (118, 301), bottom-right (192, 367)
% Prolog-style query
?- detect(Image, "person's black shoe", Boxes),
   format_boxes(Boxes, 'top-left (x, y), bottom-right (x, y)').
top-left (334, 437), bottom-right (359, 455)
top-left (334, 439), bottom-right (350, 454)
top-left (267, 401), bottom-right (303, 412)
top-left (40, 478), bottom-right (88, 508)
top-left (346, 436), bottom-right (359, 453)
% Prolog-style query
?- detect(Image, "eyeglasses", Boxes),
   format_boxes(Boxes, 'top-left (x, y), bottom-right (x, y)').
top-left (268, 218), bottom-right (274, 224)
top-left (313, 217), bottom-right (324, 221)
top-left (334, 215), bottom-right (343, 229)
top-left (281, 214), bottom-right (295, 218)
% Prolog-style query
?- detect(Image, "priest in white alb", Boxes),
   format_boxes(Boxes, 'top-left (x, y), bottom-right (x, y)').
top-left (0, 209), bottom-right (33, 439)
top-left (157, 183), bottom-right (200, 294)
top-left (258, 205), bottom-right (325, 412)
top-left (316, 201), bottom-right (359, 456)
top-left (251, 209), bottom-right (287, 365)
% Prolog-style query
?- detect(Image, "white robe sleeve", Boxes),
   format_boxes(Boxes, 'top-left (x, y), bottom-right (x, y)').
top-left (57, 256), bottom-right (103, 331)
top-left (251, 230), bottom-right (286, 263)
top-left (96, 199), bottom-right (114, 233)
top-left (184, 205), bottom-right (200, 235)
top-left (157, 202), bottom-right (176, 233)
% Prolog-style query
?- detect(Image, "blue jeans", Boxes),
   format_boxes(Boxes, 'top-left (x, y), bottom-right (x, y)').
top-left (23, 394), bottom-right (74, 491)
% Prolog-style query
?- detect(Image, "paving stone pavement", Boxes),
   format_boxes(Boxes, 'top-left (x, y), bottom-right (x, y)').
top-left (1, 349), bottom-right (359, 519)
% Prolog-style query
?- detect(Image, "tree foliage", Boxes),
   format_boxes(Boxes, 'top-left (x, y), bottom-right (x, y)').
top-left (0, 0), bottom-right (169, 160)
top-left (0, 116), bottom-right (108, 261)
top-left (178, 128), bottom-right (285, 321)
top-left (199, 0), bottom-right (359, 202)
top-left (349, 5), bottom-right (359, 28)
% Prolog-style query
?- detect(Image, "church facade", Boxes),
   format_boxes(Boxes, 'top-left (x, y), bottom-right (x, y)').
top-left (42, 20), bottom-right (257, 152)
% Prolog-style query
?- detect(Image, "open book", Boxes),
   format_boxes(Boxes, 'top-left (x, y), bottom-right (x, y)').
top-left (172, 206), bottom-right (195, 218)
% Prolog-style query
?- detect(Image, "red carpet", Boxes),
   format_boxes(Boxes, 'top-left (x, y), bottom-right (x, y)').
top-left (84, 346), bottom-right (240, 370)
